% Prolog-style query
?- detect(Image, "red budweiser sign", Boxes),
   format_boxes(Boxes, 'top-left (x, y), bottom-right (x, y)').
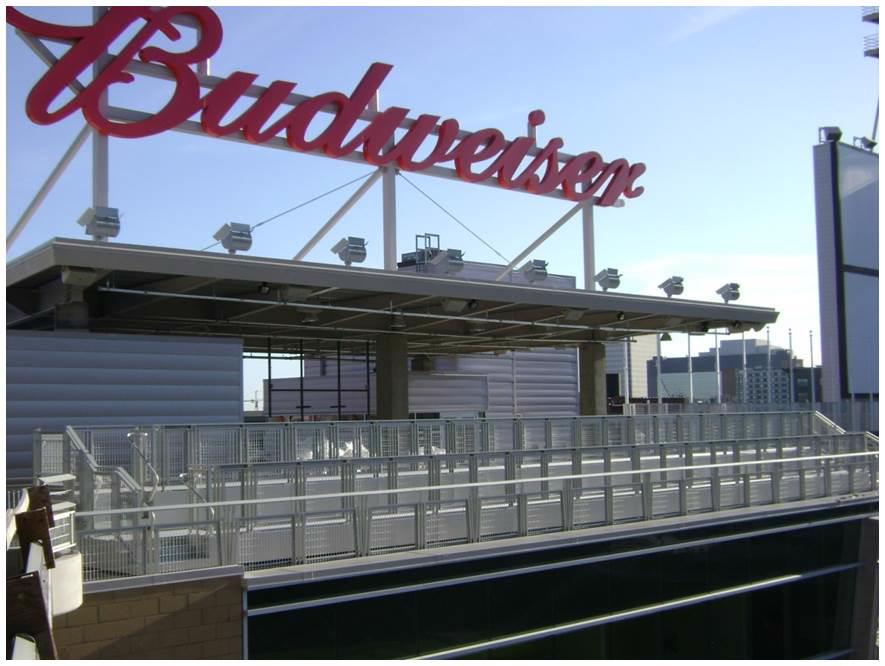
top-left (7, 6), bottom-right (646, 205)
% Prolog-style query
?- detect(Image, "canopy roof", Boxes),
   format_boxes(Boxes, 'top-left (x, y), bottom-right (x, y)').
top-left (7, 238), bottom-right (779, 356)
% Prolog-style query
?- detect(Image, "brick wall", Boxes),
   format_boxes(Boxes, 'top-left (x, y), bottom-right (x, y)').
top-left (52, 570), bottom-right (244, 660)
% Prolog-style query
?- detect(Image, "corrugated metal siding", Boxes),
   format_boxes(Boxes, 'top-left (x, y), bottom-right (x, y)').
top-left (6, 331), bottom-right (243, 481)
top-left (266, 373), bottom-right (488, 416)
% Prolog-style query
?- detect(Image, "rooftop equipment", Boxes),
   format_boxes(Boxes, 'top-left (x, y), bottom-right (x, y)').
top-left (594, 268), bottom-right (622, 291)
top-left (77, 206), bottom-right (120, 241)
top-left (331, 236), bottom-right (367, 266)
top-left (213, 223), bottom-right (252, 254)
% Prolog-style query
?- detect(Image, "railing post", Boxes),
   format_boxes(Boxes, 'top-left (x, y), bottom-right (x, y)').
top-left (481, 420), bottom-right (491, 453)
top-left (631, 445), bottom-right (641, 486)
top-left (504, 452), bottom-right (516, 502)
top-left (678, 478), bottom-right (687, 515)
top-left (742, 473), bottom-right (752, 507)
top-left (544, 419), bottom-right (553, 449)
top-left (514, 418), bottom-right (524, 451)
top-left (415, 501), bottom-right (426, 550)
top-left (386, 458), bottom-right (398, 509)
top-left (642, 473), bottom-right (653, 520)
top-left (799, 464), bottom-right (807, 500)
top-left (771, 466), bottom-right (782, 504)
top-left (571, 449), bottom-right (582, 493)
top-left (517, 493), bottom-right (528, 536)
top-left (562, 479), bottom-right (574, 531)
top-left (573, 418), bottom-right (582, 449)
top-left (356, 496), bottom-right (369, 556)
top-left (659, 443), bottom-right (668, 483)
top-left (540, 451), bottom-right (550, 499)
top-left (468, 454), bottom-right (480, 542)
top-left (710, 446), bottom-right (721, 512)
top-left (602, 418), bottom-right (609, 447)
top-left (603, 448), bottom-right (614, 525)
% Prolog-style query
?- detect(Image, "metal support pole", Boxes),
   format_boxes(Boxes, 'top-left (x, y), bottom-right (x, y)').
top-left (366, 340), bottom-right (371, 419)
top-left (656, 334), bottom-right (663, 405)
top-left (93, 7), bottom-right (109, 210)
top-left (266, 338), bottom-right (272, 419)
top-left (742, 331), bottom-right (748, 404)
top-left (715, 330), bottom-right (721, 404)
top-left (688, 334), bottom-right (694, 404)
top-left (299, 340), bottom-right (305, 422)
top-left (809, 330), bottom-right (816, 406)
top-left (383, 167), bottom-right (397, 270)
top-left (582, 202), bottom-right (595, 291)
top-left (623, 340), bottom-right (631, 408)
top-left (788, 328), bottom-right (795, 405)
top-left (766, 327), bottom-right (772, 404)
top-left (337, 341), bottom-right (343, 421)
top-left (7, 125), bottom-right (93, 251)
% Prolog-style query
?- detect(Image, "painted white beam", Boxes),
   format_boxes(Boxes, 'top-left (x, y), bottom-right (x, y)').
top-left (293, 169), bottom-right (383, 261)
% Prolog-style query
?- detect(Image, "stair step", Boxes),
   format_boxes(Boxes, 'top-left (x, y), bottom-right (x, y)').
top-left (51, 501), bottom-right (76, 514)
top-left (38, 473), bottom-right (76, 485)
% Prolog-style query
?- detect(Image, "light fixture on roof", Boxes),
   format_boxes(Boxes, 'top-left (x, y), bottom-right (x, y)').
top-left (430, 248), bottom-right (465, 275)
top-left (660, 332), bottom-right (672, 342)
top-left (562, 309), bottom-right (585, 322)
top-left (331, 236), bottom-right (367, 266)
top-left (213, 223), bottom-right (252, 254)
top-left (615, 311), bottom-right (626, 321)
top-left (818, 126), bottom-right (842, 143)
top-left (301, 310), bottom-right (319, 325)
top-left (716, 282), bottom-right (740, 303)
top-left (77, 206), bottom-right (120, 241)
top-left (389, 309), bottom-right (407, 330)
top-left (258, 282), bottom-right (271, 295)
top-left (853, 136), bottom-right (877, 151)
top-left (658, 276), bottom-right (684, 298)
top-left (520, 259), bottom-right (548, 283)
top-left (466, 320), bottom-right (486, 335)
top-left (594, 268), bottom-right (621, 291)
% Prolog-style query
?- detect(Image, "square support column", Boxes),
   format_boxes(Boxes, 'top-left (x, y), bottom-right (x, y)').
top-left (376, 334), bottom-right (409, 419)
top-left (579, 342), bottom-right (607, 416)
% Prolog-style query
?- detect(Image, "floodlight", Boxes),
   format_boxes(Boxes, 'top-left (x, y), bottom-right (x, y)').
top-left (819, 126), bottom-right (842, 143)
top-left (615, 311), bottom-right (626, 321)
top-left (594, 268), bottom-right (621, 291)
top-left (258, 282), bottom-right (271, 295)
top-left (331, 236), bottom-right (367, 266)
top-left (77, 206), bottom-right (120, 241)
top-left (520, 259), bottom-right (548, 283)
top-left (213, 223), bottom-right (252, 254)
top-left (301, 311), bottom-right (319, 324)
top-left (660, 332), bottom-right (672, 342)
top-left (430, 248), bottom-right (464, 274)
top-left (658, 276), bottom-right (684, 298)
top-left (716, 283), bottom-right (740, 303)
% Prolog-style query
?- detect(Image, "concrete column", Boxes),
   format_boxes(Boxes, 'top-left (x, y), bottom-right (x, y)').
top-left (376, 334), bottom-right (409, 419)
top-left (579, 342), bottom-right (607, 415)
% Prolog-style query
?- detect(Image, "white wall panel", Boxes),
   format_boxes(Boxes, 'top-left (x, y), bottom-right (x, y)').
top-left (6, 331), bottom-right (243, 481)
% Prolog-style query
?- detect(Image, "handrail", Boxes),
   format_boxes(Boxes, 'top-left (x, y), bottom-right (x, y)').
top-left (75, 449), bottom-right (879, 518)
top-left (127, 430), bottom-right (160, 505)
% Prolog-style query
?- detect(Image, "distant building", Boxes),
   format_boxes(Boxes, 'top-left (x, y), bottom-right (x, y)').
top-left (648, 338), bottom-right (821, 404)
top-left (813, 137), bottom-right (878, 401)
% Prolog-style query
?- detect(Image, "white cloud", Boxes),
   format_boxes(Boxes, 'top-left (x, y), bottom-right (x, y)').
top-left (667, 6), bottom-right (749, 43)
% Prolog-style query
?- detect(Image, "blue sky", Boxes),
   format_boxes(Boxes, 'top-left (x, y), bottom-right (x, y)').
top-left (5, 5), bottom-right (879, 403)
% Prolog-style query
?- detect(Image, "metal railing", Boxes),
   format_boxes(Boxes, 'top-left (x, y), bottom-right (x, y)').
top-left (630, 402), bottom-right (877, 434)
top-left (72, 434), bottom-right (878, 582)
top-left (36, 411), bottom-right (827, 489)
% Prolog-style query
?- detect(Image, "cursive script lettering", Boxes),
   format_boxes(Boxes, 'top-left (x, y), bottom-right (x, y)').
top-left (7, 6), bottom-right (646, 205)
